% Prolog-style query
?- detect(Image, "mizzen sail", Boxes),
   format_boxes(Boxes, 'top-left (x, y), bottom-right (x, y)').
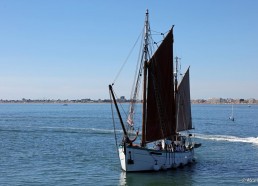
top-left (176, 68), bottom-right (193, 132)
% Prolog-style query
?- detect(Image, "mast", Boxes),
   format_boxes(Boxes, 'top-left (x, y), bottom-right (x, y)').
top-left (174, 56), bottom-right (180, 93)
top-left (174, 56), bottom-right (179, 131)
top-left (141, 9), bottom-right (149, 147)
top-left (171, 26), bottom-right (177, 136)
top-left (174, 55), bottom-right (179, 133)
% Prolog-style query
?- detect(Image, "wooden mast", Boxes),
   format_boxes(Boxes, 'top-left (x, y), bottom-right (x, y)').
top-left (172, 26), bottom-right (177, 135)
top-left (174, 55), bottom-right (179, 135)
top-left (141, 9), bottom-right (149, 147)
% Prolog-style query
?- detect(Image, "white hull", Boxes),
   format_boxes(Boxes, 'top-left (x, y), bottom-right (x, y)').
top-left (118, 145), bottom-right (194, 172)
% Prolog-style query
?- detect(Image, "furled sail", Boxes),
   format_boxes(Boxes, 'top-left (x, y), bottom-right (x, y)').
top-left (127, 105), bottom-right (134, 126)
top-left (176, 68), bottom-right (193, 132)
top-left (144, 29), bottom-right (176, 143)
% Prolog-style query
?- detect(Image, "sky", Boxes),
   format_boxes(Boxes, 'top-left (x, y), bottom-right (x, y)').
top-left (0, 0), bottom-right (258, 100)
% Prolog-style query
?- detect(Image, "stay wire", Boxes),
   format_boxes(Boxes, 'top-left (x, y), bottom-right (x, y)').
top-left (110, 90), bottom-right (120, 158)
top-left (129, 27), bottom-right (145, 100)
top-left (112, 28), bottom-right (144, 85)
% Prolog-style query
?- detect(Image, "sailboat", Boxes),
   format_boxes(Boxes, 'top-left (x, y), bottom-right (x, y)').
top-left (109, 10), bottom-right (200, 172)
top-left (229, 105), bottom-right (234, 121)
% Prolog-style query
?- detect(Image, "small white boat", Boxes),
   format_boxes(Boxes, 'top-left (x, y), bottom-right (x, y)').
top-left (229, 105), bottom-right (234, 121)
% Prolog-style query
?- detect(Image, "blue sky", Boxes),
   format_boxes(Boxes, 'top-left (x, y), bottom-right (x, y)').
top-left (0, 0), bottom-right (258, 100)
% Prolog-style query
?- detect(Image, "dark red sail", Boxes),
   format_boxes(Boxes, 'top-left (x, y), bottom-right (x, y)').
top-left (144, 29), bottom-right (176, 143)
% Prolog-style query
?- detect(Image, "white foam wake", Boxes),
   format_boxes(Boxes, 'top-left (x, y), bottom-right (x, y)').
top-left (195, 133), bottom-right (258, 145)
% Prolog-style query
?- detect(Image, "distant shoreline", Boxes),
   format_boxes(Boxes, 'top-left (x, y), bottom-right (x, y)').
top-left (0, 98), bottom-right (257, 104)
top-left (0, 102), bottom-right (257, 105)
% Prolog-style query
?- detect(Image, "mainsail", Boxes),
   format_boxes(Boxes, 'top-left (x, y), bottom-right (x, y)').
top-left (144, 29), bottom-right (176, 143)
top-left (176, 68), bottom-right (193, 132)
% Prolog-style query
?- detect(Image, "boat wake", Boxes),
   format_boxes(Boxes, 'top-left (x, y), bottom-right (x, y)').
top-left (39, 127), bottom-right (117, 135)
top-left (195, 133), bottom-right (258, 145)
top-left (0, 125), bottom-right (119, 135)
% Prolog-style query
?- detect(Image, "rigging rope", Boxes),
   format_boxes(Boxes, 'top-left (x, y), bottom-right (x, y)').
top-left (127, 31), bottom-right (145, 127)
top-left (151, 29), bottom-right (169, 36)
top-left (112, 28), bottom-right (144, 85)
top-left (110, 90), bottom-right (120, 158)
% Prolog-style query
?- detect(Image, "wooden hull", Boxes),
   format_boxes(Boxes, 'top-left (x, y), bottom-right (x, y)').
top-left (118, 145), bottom-right (194, 172)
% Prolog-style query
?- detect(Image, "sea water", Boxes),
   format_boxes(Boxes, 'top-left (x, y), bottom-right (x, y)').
top-left (0, 103), bottom-right (258, 185)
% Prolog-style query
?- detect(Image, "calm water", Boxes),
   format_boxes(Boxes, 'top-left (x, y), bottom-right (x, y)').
top-left (0, 103), bottom-right (258, 185)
